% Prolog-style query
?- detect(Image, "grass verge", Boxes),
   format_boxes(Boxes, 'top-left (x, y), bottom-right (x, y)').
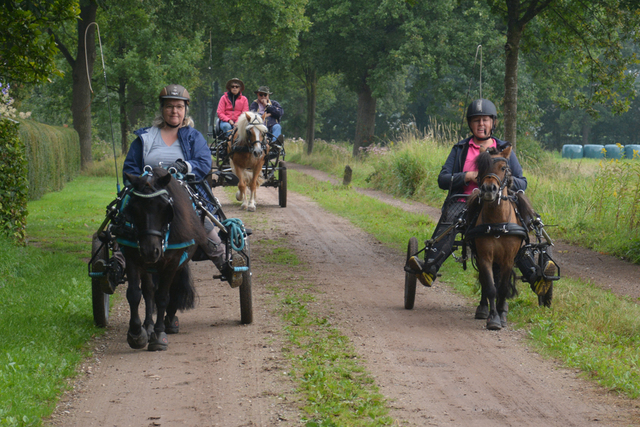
top-left (1, 176), bottom-right (118, 426)
top-left (257, 238), bottom-right (394, 426)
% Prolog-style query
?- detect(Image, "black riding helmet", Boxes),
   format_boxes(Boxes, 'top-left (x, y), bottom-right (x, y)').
top-left (466, 98), bottom-right (497, 140)
top-left (159, 84), bottom-right (190, 106)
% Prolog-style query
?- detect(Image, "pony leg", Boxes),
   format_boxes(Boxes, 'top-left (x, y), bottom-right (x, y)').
top-left (248, 169), bottom-right (259, 212)
top-left (141, 273), bottom-right (155, 338)
top-left (125, 264), bottom-right (149, 349)
top-left (496, 265), bottom-right (517, 327)
top-left (478, 260), bottom-right (501, 330)
top-left (234, 165), bottom-right (249, 210)
top-left (148, 272), bottom-right (176, 351)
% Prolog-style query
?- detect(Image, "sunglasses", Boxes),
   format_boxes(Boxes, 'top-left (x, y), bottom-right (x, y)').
top-left (258, 93), bottom-right (268, 97)
top-left (230, 85), bottom-right (240, 88)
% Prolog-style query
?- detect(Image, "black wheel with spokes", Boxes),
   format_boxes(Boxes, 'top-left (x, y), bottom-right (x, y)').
top-left (91, 234), bottom-right (110, 327)
top-left (404, 237), bottom-right (418, 310)
top-left (239, 238), bottom-right (253, 324)
top-left (278, 161), bottom-right (287, 208)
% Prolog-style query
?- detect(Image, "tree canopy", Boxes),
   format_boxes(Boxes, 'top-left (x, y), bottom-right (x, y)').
top-left (12, 0), bottom-right (640, 156)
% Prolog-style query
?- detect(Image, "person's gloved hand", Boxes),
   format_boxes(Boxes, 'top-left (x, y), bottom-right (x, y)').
top-left (168, 159), bottom-right (188, 174)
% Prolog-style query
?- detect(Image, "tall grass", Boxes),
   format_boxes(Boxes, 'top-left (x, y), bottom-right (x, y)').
top-left (288, 129), bottom-right (640, 263)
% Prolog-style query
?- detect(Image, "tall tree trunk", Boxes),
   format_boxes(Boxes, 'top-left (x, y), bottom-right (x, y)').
top-left (192, 86), bottom-right (209, 138)
top-left (72, 2), bottom-right (97, 169)
top-left (305, 68), bottom-right (317, 154)
top-left (503, 23), bottom-right (522, 148)
top-left (211, 81), bottom-right (220, 131)
top-left (352, 82), bottom-right (376, 157)
top-left (51, 1), bottom-right (97, 169)
top-left (117, 77), bottom-right (129, 155)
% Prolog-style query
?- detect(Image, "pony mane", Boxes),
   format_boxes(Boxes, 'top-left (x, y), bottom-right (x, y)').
top-left (475, 148), bottom-right (499, 182)
top-left (235, 111), bottom-right (268, 144)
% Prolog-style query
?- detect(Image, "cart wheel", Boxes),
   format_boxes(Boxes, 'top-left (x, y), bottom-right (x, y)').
top-left (278, 161), bottom-right (287, 207)
top-left (404, 237), bottom-right (418, 310)
top-left (239, 238), bottom-right (253, 324)
top-left (91, 234), bottom-right (110, 327)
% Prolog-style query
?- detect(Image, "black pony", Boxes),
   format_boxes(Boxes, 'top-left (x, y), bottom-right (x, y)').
top-left (119, 167), bottom-right (207, 351)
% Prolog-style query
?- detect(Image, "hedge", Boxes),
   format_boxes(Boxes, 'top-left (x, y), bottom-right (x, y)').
top-left (0, 118), bottom-right (28, 242)
top-left (18, 119), bottom-right (80, 200)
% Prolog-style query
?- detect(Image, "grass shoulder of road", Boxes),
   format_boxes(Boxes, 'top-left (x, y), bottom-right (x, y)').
top-left (286, 168), bottom-right (640, 400)
top-left (255, 237), bottom-right (395, 426)
top-left (1, 176), bottom-right (118, 427)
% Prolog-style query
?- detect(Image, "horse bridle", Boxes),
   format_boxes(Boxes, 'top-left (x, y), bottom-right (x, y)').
top-left (129, 185), bottom-right (175, 253)
top-left (478, 157), bottom-right (511, 203)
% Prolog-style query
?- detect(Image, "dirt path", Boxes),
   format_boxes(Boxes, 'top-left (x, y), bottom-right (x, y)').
top-left (49, 170), bottom-right (640, 426)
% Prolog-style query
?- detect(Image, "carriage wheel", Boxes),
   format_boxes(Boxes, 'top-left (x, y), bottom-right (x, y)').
top-left (278, 161), bottom-right (287, 208)
top-left (404, 237), bottom-right (418, 310)
top-left (239, 238), bottom-right (253, 324)
top-left (91, 234), bottom-right (110, 327)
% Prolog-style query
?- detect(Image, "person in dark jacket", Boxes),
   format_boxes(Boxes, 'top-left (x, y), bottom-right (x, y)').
top-left (106, 84), bottom-right (243, 291)
top-left (249, 86), bottom-right (283, 142)
top-left (407, 98), bottom-right (546, 287)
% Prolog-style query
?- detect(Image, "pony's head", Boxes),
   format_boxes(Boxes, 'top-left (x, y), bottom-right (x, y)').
top-left (235, 111), bottom-right (268, 158)
top-left (476, 145), bottom-right (513, 203)
top-left (124, 168), bottom-right (175, 264)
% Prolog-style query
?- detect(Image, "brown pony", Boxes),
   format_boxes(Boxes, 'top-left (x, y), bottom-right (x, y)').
top-left (465, 146), bottom-right (530, 330)
top-left (228, 111), bottom-right (269, 212)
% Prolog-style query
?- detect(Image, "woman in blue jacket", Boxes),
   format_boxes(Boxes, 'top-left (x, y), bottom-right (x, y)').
top-left (106, 85), bottom-right (241, 290)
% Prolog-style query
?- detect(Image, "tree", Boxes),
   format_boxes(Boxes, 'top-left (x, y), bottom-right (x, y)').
top-left (310, 0), bottom-right (454, 156)
top-left (488, 0), bottom-right (640, 147)
top-left (0, 0), bottom-right (79, 84)
top-left (50, 0), bottom-right (99, 169)
top-left (95, 0), bottom-right (204, 154)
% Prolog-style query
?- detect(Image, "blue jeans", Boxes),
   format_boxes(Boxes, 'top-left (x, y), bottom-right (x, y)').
top-left (270, 123), bottom-right (282, 142)
top-left (219, 121), bottom-right (232, 137)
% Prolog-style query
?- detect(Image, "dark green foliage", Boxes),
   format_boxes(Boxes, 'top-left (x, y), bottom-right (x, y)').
top-left (18, 119), bottom-right (80, 201)
top-left (0, 119), bottom-right (28, 242)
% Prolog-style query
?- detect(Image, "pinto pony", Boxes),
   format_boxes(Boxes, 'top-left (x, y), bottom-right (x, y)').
top-left (228, 111), bottom-right (269, 212)
top-left (465, 146), bottom-right (534, 330)
top-left (119, 168), bottom-right (208, 350)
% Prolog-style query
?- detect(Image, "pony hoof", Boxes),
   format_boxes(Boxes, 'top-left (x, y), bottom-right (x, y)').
top-left (145, 323), bottom-right (154, 338)
top-left (127, 328), bottom-right (149, 349)
top-left (235, 191), bottom-right (242, 201)
top-left (486, 315), bottom-right (503, 330)
top-left (500, 312), bottom-right (508, 328)
top-left (475, 305), bottom-right (489, 319)
top-left (147, 332), bottom-right (168, 351)
top-left (164, 315), bottom-right (179, 334)
top-left (248, 205), bottom-right (256, 212)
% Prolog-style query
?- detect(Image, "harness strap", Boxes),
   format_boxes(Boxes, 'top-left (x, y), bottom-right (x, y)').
top-left (465, 222), bottom-right (529, 240)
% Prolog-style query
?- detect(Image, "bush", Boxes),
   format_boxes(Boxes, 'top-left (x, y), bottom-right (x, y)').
top-left (0, 119), bottom-right (28, 242)
top-left (18, 120), bottom-right (80, 200)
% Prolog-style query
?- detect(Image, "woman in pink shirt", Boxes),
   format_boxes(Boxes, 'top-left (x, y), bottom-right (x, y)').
top-left (407, 98), bottom-right (527, 287)
top-left (217, 78), bottom-right (249, 136)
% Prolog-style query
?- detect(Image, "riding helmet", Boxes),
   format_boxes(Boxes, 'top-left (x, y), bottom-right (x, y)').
top-left (159, 84), bottom-right (190, 105)
top-left (466, 98), bottom-right (497, 120)
top-left (467, 98), bottom-right (497, 139)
